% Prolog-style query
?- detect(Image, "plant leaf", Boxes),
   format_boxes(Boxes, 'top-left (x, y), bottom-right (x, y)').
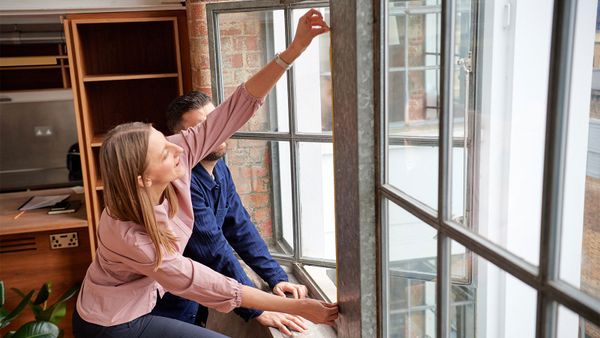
top-left (32, 283), bottom-right (51, 306)
top-left (0, 290), bottom-right (33, 329)
top-left (10, 288), bottom-right (27, 299)
top-left (48, 303), bottom-right (66, 325)
top-left (53, 284), bottom-right (80, 304)
top-left (11, 320), bottom-right (59, 338)
top-left (0, 281), bottom-right (5, 307)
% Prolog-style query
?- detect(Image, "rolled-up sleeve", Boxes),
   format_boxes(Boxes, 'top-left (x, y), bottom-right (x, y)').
top-left (126, 241), bottom-right (243, 313)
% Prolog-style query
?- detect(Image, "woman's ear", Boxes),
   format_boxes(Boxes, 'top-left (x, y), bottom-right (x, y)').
top-left (137, 175), bottom-right (152, 188)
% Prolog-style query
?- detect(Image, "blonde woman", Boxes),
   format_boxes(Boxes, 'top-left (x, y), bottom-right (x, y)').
top-left (72, 9), bottom-right (336, 338)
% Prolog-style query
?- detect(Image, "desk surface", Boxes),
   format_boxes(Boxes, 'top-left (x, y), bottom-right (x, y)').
top-left (0, 187), bottom-right (87, 236)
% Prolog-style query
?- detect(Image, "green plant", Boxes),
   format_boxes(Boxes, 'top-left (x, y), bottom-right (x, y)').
top-left (0, 281), bottom-right (80, 338)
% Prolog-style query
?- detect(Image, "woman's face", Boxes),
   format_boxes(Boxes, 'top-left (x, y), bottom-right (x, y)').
top-left (143, 127), bottom-right (184, 187)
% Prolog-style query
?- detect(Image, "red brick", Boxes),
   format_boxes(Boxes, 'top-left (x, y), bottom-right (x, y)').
top-left (251, 177), bottom-right (270, 193)
top-left (227, 54), bottom-right (243, 68)
top-left (250, 193), bottom-right (270, 206)
top-left (244, 37), bottom-right (259, 51)
top-left (258, 219), bottom-right (273, 238)
top-left (252, 207), bottom-right (271, 223)
top-left (240, 166), bottom-right (252, 178)
top-left (246, 53), bottom-right (261, 68)
top-left (251, 166), bottom-right (269, 178)
top-left (235, 181), bottom-right (252, 194)
top-left (244, 21), bottom-right (259, 35)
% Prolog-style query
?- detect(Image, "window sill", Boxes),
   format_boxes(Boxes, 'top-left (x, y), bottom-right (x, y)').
top-left (206, 260), bottom-right (338, 338)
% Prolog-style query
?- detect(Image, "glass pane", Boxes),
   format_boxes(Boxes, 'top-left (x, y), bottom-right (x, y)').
top-left (470, 0), bottom-right (555, 266)
top-left (559, 2), bottom-right (600, 300)
top-left (451, 241), bottom-right (537, 338)
top-left (386, 1), bottom-right (441, 211)
top-left (292, 8), bottom-right (333, 133)
top-left (385, 199), bottom-right (437, 337)
top-left (226, 139), bottom-right (293, 255)
top-left (298, 142), bottom-right (335, 260)
top-left (217, 10), bottom-right (289, 132)
top-left (304, 265), bottom-right (337, 302)
top-left (557, 304), bottom-right (600, 338)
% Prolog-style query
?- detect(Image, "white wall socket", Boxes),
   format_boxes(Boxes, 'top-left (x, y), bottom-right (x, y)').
top-left (50, 232), bottom-right (78, 249)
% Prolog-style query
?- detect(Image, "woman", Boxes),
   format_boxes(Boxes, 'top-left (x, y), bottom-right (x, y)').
top-left (72, 9), bottom-right (336, 338)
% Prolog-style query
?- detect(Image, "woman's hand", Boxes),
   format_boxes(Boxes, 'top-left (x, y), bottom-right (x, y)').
top-left (244, 8), bottom-right (329, 98)
top-left (286, 8), bottom-right (330, 58)
top-left (296, 299), bottom-right (338, 326)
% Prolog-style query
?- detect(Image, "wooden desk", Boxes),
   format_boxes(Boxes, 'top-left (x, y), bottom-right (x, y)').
top-left (0, 187), bottom-right (87, 236)
top-left (0, 187), bottom-right (91, 338)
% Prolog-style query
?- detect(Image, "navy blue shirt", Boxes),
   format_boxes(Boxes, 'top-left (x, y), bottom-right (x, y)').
top-left (152, 159), bottom-right (288, 324)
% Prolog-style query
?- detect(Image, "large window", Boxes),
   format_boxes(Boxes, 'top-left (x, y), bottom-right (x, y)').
top-left (206, 1), bottom-right (335, 295)
top-left (380, 0), bottom-right (600, 337)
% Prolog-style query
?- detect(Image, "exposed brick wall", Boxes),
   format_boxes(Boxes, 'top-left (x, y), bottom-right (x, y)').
top-left (187, 1), bottom-right (275, 242)
top-left (582, 176), bottom-right (600, 337)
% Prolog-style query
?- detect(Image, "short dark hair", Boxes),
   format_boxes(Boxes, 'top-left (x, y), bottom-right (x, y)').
top-left (165, 91), bottom-right (212, 134)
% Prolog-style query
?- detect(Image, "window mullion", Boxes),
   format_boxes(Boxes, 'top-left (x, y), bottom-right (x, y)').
top-left (438, 0), bottom-right (456, 337)
top-left (537, 0), bottom-right (578, 337)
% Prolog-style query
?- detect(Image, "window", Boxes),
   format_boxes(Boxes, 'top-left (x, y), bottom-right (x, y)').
top-left (380, 0), bottom-right (600, 337)
top-left (206, 0), bottom-right (335, 296)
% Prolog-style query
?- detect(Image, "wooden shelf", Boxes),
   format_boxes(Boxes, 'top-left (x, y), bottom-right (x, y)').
top-left (0, 188), bottom-right (87, 236)
top-left (90, 135), bottom-right (104, 147)
top-left (95, 178), bottom-right (104, 191)
top-left (83, 73), bottom-right (178, 82)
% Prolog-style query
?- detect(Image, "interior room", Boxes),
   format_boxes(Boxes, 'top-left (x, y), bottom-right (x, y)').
top-left (0, 0), bottom-right (598, 337)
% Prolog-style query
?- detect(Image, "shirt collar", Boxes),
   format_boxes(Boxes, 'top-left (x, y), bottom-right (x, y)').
top-left (192, 161), bottom-right (224, 189)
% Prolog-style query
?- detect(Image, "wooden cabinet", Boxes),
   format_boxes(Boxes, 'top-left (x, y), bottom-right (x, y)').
top-left (0, 42), bottom-right (71, 91)
top-left (64, 10), bottom-right (191, 254)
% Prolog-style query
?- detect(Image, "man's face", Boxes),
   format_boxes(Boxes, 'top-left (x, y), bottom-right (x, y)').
top-left (181, 103), bottom-right (227, 161)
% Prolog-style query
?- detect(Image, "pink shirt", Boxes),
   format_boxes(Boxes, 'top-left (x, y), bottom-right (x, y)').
top-left (76, 84), bottom-right (264, 326)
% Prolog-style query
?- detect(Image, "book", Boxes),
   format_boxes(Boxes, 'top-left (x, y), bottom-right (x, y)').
top-left (18, 194), bottom-right (70, 211)
top-left (47, 201), bottom-right (81, 215)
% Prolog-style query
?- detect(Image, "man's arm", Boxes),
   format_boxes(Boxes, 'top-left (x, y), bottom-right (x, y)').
top-left (219, 162), bottom-right (289, 289)
top-left (185, 181), bottom-right (263, 321)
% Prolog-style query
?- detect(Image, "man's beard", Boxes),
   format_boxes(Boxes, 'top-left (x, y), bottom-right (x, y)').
top-left (204, 150), bottom-right (226, 161)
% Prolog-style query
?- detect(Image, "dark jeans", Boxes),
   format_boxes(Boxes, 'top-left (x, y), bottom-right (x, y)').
top-left (72, 308), bottom-right (228, 338)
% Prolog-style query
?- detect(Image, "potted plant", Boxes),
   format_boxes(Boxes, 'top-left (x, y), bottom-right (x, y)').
top-left (0, 280), bottom-right (80, 338)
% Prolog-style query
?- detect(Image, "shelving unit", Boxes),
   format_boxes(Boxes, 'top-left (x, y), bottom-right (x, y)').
top-left (64, 11), bottom-right (191, 254)
top-left (0, 43), bottom-right (71, 91)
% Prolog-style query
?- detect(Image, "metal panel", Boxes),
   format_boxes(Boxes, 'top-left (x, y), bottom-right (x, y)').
top-left (331, 0), bottom-right (377, 336)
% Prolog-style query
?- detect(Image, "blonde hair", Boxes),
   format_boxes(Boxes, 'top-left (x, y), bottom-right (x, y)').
top-left (99, 122), bottom-right (178, 270)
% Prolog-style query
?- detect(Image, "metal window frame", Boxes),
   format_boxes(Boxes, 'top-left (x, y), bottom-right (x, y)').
top-left (378, 0), bottom-right (600, 337)
top-left (206, 0), bottom-right (333, 269)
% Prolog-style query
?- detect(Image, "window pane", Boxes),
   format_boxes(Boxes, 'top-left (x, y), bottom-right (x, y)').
top-left (385, 199), bottom-right (437, 337)
top-left (451, 241), bottom-right (537, 338)
top-left (386, 1), bottom-right (441, 211)
top-left (226, 139), bottom-right (293, 256)
top-left (557, 304), bottom-right (600, 338)
top-left (292, 8), bottom-right (332, 134)
top-left (470, 1), bottom-right (555, 266)
top-left (217, 10), bottom-right (289, 132)
top-left (298, 142), bottom-right (335, 261)
top-left (559, 2), bottom-right (600, 301)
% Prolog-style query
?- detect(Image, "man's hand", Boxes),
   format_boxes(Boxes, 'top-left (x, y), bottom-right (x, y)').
top-left (273, 282), bottom-right (308, 299)
top-left (256, 311), bottom-right (308, 336)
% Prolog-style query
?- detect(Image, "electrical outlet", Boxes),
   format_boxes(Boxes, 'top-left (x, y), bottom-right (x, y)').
top-left (34, 126), bottom-right (53, 137)
top-left (50, 232), bottom-right (78, 249)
